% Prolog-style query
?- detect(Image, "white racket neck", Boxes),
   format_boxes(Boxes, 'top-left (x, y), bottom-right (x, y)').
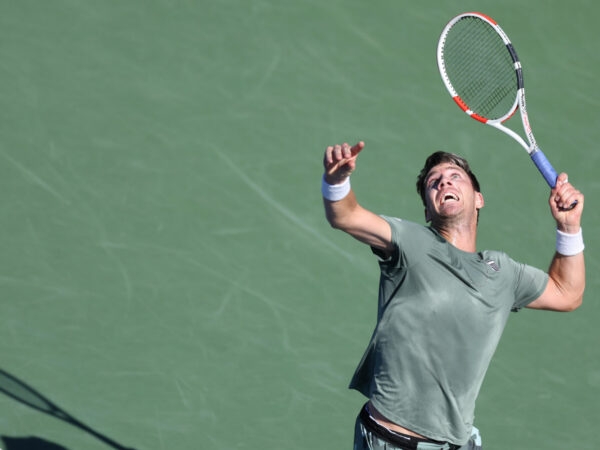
top-left (487, 121), bottom-right (533, 154)
top-left (517, 89), bottom-right (538, 153)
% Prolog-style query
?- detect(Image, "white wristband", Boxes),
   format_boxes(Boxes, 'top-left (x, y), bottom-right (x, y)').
top-left (556, 228), bottom-right (585, 256)
top-left (321, 175), bottom-right (350, 201)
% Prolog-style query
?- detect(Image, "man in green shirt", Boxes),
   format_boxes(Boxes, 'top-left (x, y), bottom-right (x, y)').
top-left (321, 141), bottom-right (585, 450)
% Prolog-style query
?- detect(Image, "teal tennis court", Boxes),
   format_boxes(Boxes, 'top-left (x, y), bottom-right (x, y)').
top-left (1, 1), bottom-right (598, 449)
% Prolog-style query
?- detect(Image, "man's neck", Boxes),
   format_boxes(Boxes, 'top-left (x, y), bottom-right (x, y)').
top-left (432, 220), bottom-right (478, 253)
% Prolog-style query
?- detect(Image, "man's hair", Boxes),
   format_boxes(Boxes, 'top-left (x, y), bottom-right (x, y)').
top-left (416, 151), bottom-right (481, 206)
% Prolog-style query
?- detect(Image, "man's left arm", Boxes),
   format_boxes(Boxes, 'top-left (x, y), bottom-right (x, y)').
top-left (527, 173), bottom-right (585, 311)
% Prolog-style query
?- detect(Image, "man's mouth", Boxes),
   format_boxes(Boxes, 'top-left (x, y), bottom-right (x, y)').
top-left (441, 193), bottom-right (459, 204)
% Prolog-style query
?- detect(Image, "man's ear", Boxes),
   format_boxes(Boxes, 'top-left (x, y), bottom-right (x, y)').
top-left (475, 192), bottom-right (484, 210)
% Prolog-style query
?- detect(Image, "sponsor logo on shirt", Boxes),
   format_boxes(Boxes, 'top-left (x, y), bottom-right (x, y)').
top-left (485, 260), bottom-right (500, 271)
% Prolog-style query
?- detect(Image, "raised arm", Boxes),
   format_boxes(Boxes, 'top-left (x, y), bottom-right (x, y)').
top-left (322, 142), bottom-right (393, 253)
top-left (527, 173), bottom-right (585, 311)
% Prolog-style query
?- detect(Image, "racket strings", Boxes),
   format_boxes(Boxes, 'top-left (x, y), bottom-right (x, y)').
top-left (442, 17), bottom-right (518, 120)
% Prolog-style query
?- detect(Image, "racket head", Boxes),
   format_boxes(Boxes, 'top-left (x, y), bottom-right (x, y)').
top-left (437, 12), bottom-right (522, 124)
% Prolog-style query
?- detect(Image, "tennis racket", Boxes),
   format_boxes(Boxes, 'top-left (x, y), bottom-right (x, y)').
top-left (437, 12), bottom-right (576, 208)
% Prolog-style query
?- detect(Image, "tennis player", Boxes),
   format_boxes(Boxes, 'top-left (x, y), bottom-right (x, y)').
top-left (321, 141), bottom-right (585, 450)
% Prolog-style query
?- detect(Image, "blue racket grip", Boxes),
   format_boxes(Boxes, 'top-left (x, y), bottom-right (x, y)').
top-left (531, 148), bottom-right (577, 210)
top-left (531, 149), bottom-right (558, 188)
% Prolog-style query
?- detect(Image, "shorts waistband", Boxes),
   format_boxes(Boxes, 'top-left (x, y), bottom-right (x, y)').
top-left (358, 404), bottom-right (459, 450)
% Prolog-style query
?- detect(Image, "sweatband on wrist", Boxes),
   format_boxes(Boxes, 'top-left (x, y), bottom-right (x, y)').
top-left (321, 175), bottom-right (350, 201)
top-left (556, 228), bottom-right (584, 256)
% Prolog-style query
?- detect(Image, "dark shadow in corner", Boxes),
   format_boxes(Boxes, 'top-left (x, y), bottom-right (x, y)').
top-left (1, 436), bottom-right (69, 450)
top-left (0, 369), bottom-right (136, 450)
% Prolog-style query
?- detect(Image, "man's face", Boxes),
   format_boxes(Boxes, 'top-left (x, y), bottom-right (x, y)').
top-left (423, 163), bottom-right (484, 223)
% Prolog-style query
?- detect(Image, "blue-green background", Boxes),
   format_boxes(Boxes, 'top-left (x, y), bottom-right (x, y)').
top-left (1, 1), bottom-right (598, 449)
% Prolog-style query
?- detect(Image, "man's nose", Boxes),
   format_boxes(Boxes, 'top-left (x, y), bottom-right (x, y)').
top-left (439, 176), bottom-right (453, 187)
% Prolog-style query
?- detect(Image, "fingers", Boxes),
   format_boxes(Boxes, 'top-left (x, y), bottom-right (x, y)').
top-left (556, 172), bottom-right (569, 187)
top-left (550, 173), bottom-right (584, 230)
top-left (323, 141), bottom-right (365, 184)
top-left (324, 141), bottom-right (364, 165)
top-left (552, 173), bottom-right (583, 211)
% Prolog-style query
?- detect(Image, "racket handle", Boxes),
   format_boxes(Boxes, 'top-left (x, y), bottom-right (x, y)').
top-left (531, 148), bottom-right (577, 210)
top-left (531, 148), bottom-right (558, 188)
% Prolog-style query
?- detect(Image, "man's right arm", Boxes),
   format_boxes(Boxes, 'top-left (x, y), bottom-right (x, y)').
top-left (322, 141), bottom-right (393, 254)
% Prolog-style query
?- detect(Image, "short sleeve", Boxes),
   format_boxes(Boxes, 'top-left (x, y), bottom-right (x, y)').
top-left (512, 263), bottom-right (549, 311)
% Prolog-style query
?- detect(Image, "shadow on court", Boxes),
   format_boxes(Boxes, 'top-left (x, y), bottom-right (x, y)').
top-left (0, 369), bottom-right (136, 450)
top-left (1, 436), bottom-right (69, 450)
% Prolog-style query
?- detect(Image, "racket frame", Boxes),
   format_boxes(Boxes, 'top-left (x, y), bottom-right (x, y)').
top-left (437, 11), bottom-right (559, 188)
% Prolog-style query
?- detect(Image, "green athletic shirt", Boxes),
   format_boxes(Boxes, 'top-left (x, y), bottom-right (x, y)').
top-left (349, 217), bottom-right (549, 445)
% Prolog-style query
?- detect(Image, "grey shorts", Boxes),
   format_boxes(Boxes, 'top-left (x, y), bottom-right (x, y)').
top-left (353, 405), bottom-right (482, 450)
